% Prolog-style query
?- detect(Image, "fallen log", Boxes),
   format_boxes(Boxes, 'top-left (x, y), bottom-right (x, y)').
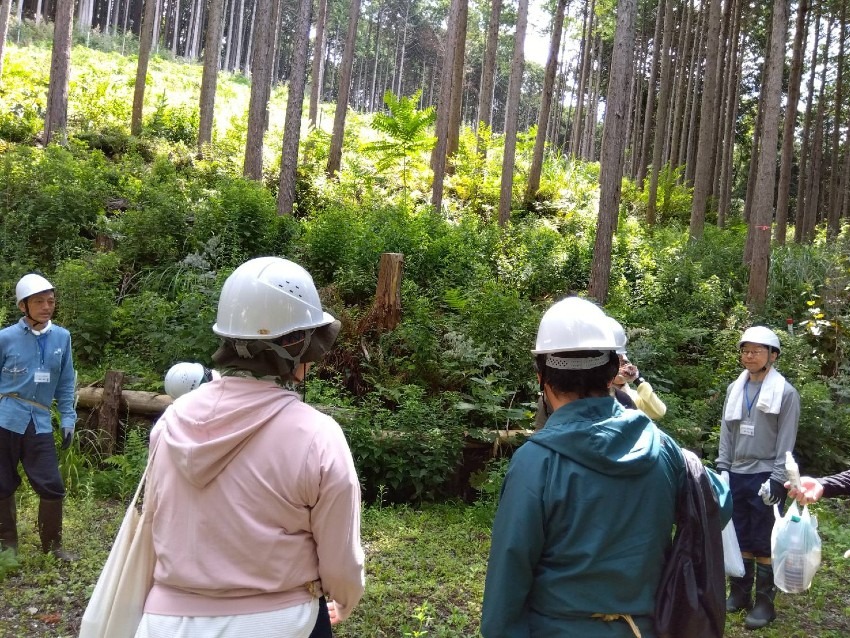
top-left (74, 387), bottom-right (533, 444)
top-left (77, 386), bottom-right (172, 416)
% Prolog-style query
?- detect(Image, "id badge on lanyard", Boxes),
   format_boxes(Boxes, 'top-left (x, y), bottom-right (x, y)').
top-left (740, 419), bottom-right (755, 437)
top-left (35, 368), bottom-right (51, 383)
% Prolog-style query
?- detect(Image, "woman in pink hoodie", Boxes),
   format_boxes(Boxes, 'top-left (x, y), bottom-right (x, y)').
top-left (135, 257), bottom-right (365, 638)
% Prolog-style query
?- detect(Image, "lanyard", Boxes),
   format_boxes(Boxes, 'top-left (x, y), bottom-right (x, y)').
top-left (744, 379), bottom-right (761, 418)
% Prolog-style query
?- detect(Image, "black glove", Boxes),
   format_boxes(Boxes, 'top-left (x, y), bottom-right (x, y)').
top-left (767, 478), bottom-right (787, 505)
top-left (61, 427), bottom-right (74, 450)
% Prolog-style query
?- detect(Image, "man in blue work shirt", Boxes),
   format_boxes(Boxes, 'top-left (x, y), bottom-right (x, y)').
top-left (0, 273), bottom-right (77, 560)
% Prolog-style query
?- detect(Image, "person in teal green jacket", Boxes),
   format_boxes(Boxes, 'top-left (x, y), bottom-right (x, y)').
top-left (481, 297), bottom-right (731, 638)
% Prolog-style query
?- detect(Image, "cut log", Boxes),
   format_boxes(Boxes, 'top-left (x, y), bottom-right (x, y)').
top-left (77, 387), bottom-right (173, 416)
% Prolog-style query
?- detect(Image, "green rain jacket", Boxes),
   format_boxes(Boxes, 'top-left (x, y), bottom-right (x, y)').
top-left (481, 396), bottom-right (731, 638)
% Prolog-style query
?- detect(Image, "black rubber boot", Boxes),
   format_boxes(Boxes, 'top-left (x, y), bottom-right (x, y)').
top-left (727, 558), bottom-right (755, 612)
top-left (0, 495), bottom-right (17, 554)
top-left (38, 498), bottom-right (77, 561)
top-left (745, 562), bottom-right (777, 630)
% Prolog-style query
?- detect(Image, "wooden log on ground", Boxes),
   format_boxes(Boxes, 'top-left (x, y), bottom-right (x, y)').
top-left (77, 386), bottom-right (173, 416)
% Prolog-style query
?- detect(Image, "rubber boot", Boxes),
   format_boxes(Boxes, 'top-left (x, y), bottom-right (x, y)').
top-left (38, 498), bottom-right (77, 561)
top-left (744, 562), bottom-right (777, 630)
top-left (0, 495), bottom-right (17, 554)
top-left (726, 558), bottom-right (755, 612)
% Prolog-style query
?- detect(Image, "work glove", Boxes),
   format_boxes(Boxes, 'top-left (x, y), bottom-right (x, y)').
top-left (766, 478), bottom-right (787, 505)
top-left (720, 471), bottom-right (730, 486)
top-left (61, 427), bottom-right (74, 450)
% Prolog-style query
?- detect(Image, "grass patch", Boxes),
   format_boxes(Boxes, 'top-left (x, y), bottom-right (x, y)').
top-left (0, 494), bottom-right (848, 636)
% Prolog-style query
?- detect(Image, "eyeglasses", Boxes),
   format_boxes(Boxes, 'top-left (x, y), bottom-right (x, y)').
top-left (740, 348), bottom-right (767, 357)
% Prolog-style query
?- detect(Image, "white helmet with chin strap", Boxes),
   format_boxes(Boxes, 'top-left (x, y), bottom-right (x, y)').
top-left (164, 362), bottom-right (219, 399)
top-left (738, 325), bottom-right (781, 353)
top-left (16, 273), bottom-right (54, 304)
top-left (212, 257), bottom-right (336, 370)
top-left (533, 297), bottom-right (618, 370)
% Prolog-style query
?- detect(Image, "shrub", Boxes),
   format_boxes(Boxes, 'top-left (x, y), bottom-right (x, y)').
top-left (190, 177), bottom-right (283, 267)
top-left (346, 385), bottom-right (465, 503)
top-left (52, 252), bottom-right (121, 364)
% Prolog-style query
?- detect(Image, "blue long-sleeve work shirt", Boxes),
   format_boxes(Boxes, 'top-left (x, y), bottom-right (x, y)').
top-left (0, 318), bottom-right (76, 434)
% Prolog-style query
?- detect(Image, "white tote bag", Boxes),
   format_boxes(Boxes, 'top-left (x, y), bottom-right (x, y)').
top-left (79, 438), bottom-right (160, 638)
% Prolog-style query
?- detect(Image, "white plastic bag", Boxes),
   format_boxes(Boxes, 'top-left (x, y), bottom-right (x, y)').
top-left (722, 519), bottom-right (745, 577)
top-left (771, 501), bottom-right (822, 594)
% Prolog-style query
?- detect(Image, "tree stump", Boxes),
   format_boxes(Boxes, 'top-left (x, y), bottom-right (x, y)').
top-left (98, 370), bottom-right (125, 455)
top-left (369, 252), bottom-right (404, 332)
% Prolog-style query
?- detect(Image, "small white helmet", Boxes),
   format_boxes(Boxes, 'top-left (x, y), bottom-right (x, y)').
top-left (738, 326), bottom-right (781, 353)
top-left (606, 317), bottom-right (628, 355)
top-left (212, 257), bottom-right (335, 340)
top-left (164, 362), bottom-right (219, 399)
top-left (532, 297), bottom-right (618, 354)
top-left (16, 273), bottom-right (54, 304)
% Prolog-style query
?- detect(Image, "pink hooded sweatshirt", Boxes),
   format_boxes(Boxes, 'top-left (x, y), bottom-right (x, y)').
top-left (142, 376), bottom-right (365, 620)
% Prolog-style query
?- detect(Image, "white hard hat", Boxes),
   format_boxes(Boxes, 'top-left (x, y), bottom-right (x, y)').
top-left (16, 273), bottom-right (54, 304)
top-left (532, 297), bottom-right (618, 354)
top-left (606, 317), bottom-right (628, 355)
top-left (212, 257), bottom-right (335, 340)
top-left (164, 362), bottom-right (219, 399)
top-left (738, 325), bottom-right (781, 352)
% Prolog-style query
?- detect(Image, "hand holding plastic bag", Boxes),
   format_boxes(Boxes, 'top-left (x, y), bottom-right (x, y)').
top-left (771, 501), bottom-right (821, 593)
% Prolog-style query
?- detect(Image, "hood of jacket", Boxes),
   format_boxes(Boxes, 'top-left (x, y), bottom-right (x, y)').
top-left (158, 376), bottom-right (299, 489)
top-left (531, 396), bottom-right (661, 477)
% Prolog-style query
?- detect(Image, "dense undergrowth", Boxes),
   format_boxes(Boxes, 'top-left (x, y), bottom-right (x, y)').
top-left (1, 32), bottom-right (849, 505)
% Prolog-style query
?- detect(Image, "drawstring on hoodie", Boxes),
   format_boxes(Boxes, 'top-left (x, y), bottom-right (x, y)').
top-left (591, 613), bottom-right (642, 637)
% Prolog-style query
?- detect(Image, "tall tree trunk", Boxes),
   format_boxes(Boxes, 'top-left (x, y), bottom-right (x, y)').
top-left (326, 0), bottom-right (362, 175)
top-left (827, 3), bottom-right (846, 237)
top-left (743, 71), bottom-right (767, 227)
top-left (717, 0), bottom-right (743, 228)
top-left (746, 0), bottom-right (789, 309)
top-left (496, 0), bottom-right (528, 226)
top-left (794, 10), bottom-right (821, 243)
top-left (569, 0), bottom-right (594, 158)
top-left (278, 0), bottom-right (312, 215)
top-left (369, 2), bottom-right (384, 111)
top-left (130, 0), bottom-right (158, 136)
top-left (43, 0), bottom-right (74, 143)
top-left (775, 0), bottom-right (808, 244)
top-left (526, 0), bottom-right (567, 204)
top-left (636, 0), bottom-right (664, 185)
top-left (395, 0), bottom-right (410, 97)
top-left (243, 0), bottom-right (283, 179)
top-left (0, 0), bottom-right (13, 80)
top-left (800, 18), bottom-right (831, 243)
top-left (683, 0), bottom-right (705, 184)
top-left (430, 0), bottom-right (464, 210)
top-left (476, 0), bottom-right (501, 150)
top-left (309, 0), bottom-right (328, 126)
top-left (589, 0), bottom-right (636, 303)
top-left (198, 0), bottom-right (227, 150)
top-left (446, 0), bottom-right (468, 163)
top-left (668, 0), bottom-right (693, 171)
top-left (243, 0), bottom-right (256, 73)
top-left (687, 0), bottom-right (722, 240)
top-left (583, 37), bottom-right (602, 160)
top-left (233, 0), bottom-right (247, 70)
top-left (646, 0), bottom-right (675, 225)
top-left (170, 0), bottom-right (181, 54)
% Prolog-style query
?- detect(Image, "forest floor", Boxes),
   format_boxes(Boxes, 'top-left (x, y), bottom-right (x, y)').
top-left (1, 496), bottom-right (849, 637)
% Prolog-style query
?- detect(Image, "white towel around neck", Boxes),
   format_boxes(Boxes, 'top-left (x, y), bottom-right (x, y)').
top-left (724, 367), bottom-right (786, 422)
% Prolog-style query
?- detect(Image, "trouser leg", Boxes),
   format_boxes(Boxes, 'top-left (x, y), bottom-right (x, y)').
top-left (37, 497), bottom-right (76, 561)
top-left (0, 494), bottom-right (16, 553)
